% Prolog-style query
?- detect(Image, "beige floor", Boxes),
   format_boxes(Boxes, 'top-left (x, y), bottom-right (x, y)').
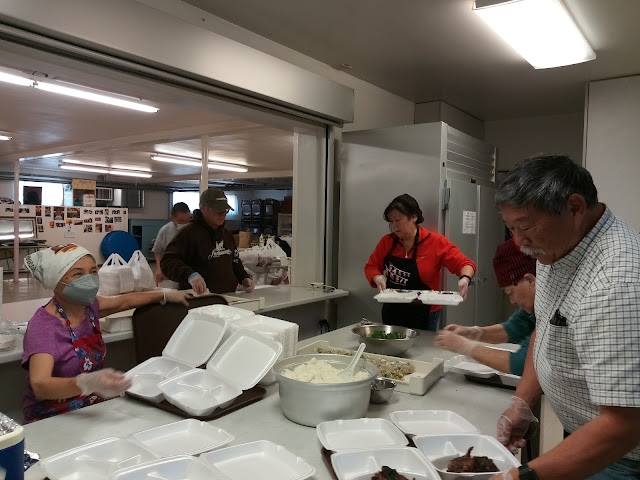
top-left (2, 272), bottom-right (51, 303)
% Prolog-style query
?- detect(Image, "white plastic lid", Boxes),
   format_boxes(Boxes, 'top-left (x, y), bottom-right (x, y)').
top-left (206, 328), bottom-right (283, 390)
top-left (189, 304), bottom-right (255, 321)
top-left (162, 310), bottom-right (227, 367)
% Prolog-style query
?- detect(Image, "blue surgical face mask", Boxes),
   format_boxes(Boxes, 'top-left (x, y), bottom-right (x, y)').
top-left (61, 274), bottom-right (100, 306)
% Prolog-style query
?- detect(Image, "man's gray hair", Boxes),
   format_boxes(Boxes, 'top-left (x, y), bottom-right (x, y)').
top-left (495, 155), bottom-right (598, 215)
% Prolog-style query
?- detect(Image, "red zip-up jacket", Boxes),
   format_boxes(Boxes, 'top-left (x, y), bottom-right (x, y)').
top-left (364, 226), bottom-right (476, 312)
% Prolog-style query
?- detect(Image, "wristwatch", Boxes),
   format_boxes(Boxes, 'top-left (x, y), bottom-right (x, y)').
top-left (459, 274), bottom-right (473, 285)
top-left (518, 466), bottom-right (539, 480)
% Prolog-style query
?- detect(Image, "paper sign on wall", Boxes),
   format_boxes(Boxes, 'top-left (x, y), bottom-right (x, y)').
top-left (64, 224), bottom-right (75, 238)
top-left (462, 210), bottom-right (477, 234)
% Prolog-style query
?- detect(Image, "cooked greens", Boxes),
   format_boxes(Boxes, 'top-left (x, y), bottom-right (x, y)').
top-left (371, 330), bottom-right (406, 340)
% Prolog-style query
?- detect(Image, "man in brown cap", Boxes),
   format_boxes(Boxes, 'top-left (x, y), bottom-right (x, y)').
top-left (436, 238), bottom-right (536, 376)
top-left (161, 188), bottom-right (254, 294)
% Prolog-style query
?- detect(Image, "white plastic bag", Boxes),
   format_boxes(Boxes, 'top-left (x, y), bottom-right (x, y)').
top-left (98, 253), bottom-right (135, 295)
top-left (128, 250), bottom-right (156, 291)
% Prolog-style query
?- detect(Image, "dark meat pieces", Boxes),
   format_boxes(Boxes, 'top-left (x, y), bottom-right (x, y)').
top-left (371, 466), bottom-right (414, 480)
top-left (447, 447), bottom-right (499, 473)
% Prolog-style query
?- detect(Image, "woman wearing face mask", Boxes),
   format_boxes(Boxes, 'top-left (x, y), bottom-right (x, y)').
top-left (21, 244), bottom-right (191, 423)
top-left (365, 194), bottom-right (476, 331)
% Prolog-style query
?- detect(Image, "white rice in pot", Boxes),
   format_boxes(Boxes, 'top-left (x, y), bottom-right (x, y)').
top-left (280, 357), bottom-right (369, 384)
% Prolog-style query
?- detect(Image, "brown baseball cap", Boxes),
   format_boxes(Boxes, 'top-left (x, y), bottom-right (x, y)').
top-left (199, 188), bottom-right (234, 211)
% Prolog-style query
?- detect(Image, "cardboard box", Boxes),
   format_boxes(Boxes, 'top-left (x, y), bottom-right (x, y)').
top-left (233, 234), bottom-right (240, 247)
top-left (238, 231), bottom-right (251, 248)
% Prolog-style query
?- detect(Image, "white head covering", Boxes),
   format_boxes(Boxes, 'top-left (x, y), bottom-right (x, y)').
top-left (24, 244), bottom-right (94, 290)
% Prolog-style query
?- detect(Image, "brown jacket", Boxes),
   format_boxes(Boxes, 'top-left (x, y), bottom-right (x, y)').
top-left (160, 209), bottom-right (250, 293)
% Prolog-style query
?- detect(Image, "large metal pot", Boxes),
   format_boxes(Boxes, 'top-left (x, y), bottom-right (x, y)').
top-left (274, 354), bottom-right (379, 427)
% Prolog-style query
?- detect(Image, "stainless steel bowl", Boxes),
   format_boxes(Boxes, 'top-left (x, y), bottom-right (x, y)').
top-left (370, 377), bottom-right (396, 404)
top-left (351, 324), bottom-right (419, 357)
top-left (274, 354), bottom-right (379, 427)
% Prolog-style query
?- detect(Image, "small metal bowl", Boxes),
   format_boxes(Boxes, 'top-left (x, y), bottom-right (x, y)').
top-left (352, 324), bottom-right (419, 357)
top-left (370, 377), bottom-right (396, 404)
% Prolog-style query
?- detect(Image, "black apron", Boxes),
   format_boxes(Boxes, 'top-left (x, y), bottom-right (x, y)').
top-left (381, 231), bottom-right (432, 330)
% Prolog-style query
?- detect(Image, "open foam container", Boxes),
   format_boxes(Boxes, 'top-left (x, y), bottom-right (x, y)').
top-left (390, 410), bottom-right (479, 436)
top-left (331, 447), bottom-right (440, 480)
top-left (413, 433), bottom-right (520, 480)
top-left (158, 328), bottom-right (283, 416)
top-left (111, 455), bottom-right (228, 480)
top-left (316, 418), bottom-right (409, 451)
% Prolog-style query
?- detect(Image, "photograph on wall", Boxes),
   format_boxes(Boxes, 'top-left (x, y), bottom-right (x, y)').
top-left (36, 206), bottom-right (42, 217)
top-left (67, 207), bottom-right (81, 219)
top-left (65, 218), bottom-right (73, 225)
top-left (37, 225), bottom-right (44, 233)
top-left (114, 217), bottom-right (122, 223)
top-left (83, 218), bottom-right (93, 224)
top-left (4, 207), bottom-right (12, 213)
top-left (84, 225), bottom-right (93, 233)
top-left (55, 221), bottom-right (65, 228)
top-left (83, 209), bottom-right (93, 215)
top-left (18, 207), bottom-right (30, 214)
top-left (105, 224), bottom-right (113, 233)
top-left (49, 221), bottom-right (55, 228)
top-left (105, 217), bottom-right (114, 224)
top-left (95, 217), bottom-right (102, 223)
top-left (53, 207), bottom-right (65, 220)
top-left (95, 224), bottom-right (103, 233)
top-left (95, 209), bottom-right (104, 215)
top-left (111, 209), bottom-right (120, 215)
top-left (73, 219), bottom-right (83, 226)
top-left (45, 207), bottom-right (51, 217)
top-left (123, 209), bottom-right (127, 215)
top-left (36, 217), bottom-right (42, 225)
top-left (104, 209), bottom-right (110, 215)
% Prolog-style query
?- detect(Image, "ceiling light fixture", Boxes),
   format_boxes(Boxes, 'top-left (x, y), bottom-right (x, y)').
top-left (63, 158), bottom-right (107, 168)
top-left (0, 135), bottom-right (12, 141)
top-left (60, 165), bottom-right (110, 174)
top-left (109, 170), bottom-right (152, 178)
top-left (111, 164), bottom-right (152, 172)
top-left (61, 160), bottom-right (152, 177)
top-left (151, 154), bottom-right (248, 173)
top-left (473, 0), bottom-right (596, 69)
top-left (0, 67), bottom-right (158, 112)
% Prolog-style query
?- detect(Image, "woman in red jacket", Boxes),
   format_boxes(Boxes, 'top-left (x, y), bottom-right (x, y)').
top-left (365, 194), bottom-right (476, 331)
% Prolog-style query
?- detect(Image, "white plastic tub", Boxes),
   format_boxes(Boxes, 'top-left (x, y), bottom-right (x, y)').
top-left (111, 455), bottom-right (227, 480)
top-left (159, 329), bottom-right (282, 417)
top-left (331, 447), bottom-right (440, 480)
top-left (413, 433), bottom-right (520, 480)
top-left (131, 419), bottom-right (234, 457)
top-left (40, 437), bottom-right (157, 480)
top-left (200, 440), bottom-right (315, 480)
top-left (316, 418), bottom-right (408, 451)
top-left (390, 410), bottom-right (478, 436)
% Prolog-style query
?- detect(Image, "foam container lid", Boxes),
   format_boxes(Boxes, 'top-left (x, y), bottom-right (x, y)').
top-left (390, 410), bottom-right (479, 436)
top-left (131, 419), bottom-right (234, 457)
top-left (111, 455), bottom-right (228, 480)
top-left (125, 357), bottom-right (193, 403)
top-left (331, 447), bottom-right (440, 480)
top-left (40, 437), bottom-right (157, 480)
top-left (316, 418), bottom-right (409, 451)
top-left (188, 304), bottom-right (255, 322)
top-left (200, 440), bottom-right (315, 480)
top-left (412, 433), bottom-right (520, 480)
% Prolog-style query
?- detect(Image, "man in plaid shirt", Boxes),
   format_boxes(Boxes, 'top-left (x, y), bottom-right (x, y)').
top-left (491, 155), bottom-right (640, 480)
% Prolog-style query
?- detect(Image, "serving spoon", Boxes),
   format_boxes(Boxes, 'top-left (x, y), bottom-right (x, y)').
top-left (337, 342), bottom-right (366, 381)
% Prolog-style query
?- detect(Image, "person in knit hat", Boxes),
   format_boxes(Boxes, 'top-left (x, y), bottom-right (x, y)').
top-left (436, 237), bottom-right (536, 376)
top-left (21, 244), bottom-right (192, 423)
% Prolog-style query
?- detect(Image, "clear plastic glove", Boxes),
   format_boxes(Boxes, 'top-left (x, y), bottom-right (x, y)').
top-left (497, 396), bottom-right (538, 453)
top-left (373, 275), bottom-right (387, 292)
top-left (76, 368), bottom-right (132, 398)
top-left (436, 329), bottom-right (479, 356)
top-left (443, 324), bottom-right (483, 340)
top-left (490, 468), bottom-right (518, 480)
top-left (154, 268), bottom-right (166, 285)
top-left (188, 273), bottom-right (207, 295)
top-left (242, 277), bottom-right (255, 293)
top-left (163, 289), bottom-right (192, 306)
top-left (458, 276), bottom-right (471, 299)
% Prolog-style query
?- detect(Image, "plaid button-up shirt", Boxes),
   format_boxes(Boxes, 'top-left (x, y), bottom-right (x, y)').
top-left (534, 207), bottom-right (640, 460)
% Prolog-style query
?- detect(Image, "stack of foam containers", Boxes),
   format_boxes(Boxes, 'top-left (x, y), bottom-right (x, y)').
top-left (227, 315), bottom-right (299, 385)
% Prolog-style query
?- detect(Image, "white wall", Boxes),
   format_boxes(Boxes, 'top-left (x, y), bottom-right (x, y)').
top-left (585, 75), bottom-right (640, 231)
top-left (140, 0), bottom-right (415, 132)
top-left (485, 113), bottom-right (584, 171)
top-left (127, 190), bottom-right (171, 220)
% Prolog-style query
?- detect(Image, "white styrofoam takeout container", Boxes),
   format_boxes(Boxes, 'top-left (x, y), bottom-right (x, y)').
top-left (158, 328), bottom-right (283, 417)
top-left (316, 418), bottom-right (409, 452)
top-left (413, 433), bottom-right (521, 480)
top-left (418, 290), bottom-right (464, 306)
top-left (374, 289), bottom-right (419, 303)
top-left (330, 447), bottom-right (440, 480)
top-left (125, 308), bottom-right (229, 402)
top-left (200, 440), bottom-right (315, 480)
top-left (195, 304), bottom-right (255, 344)
top-left (111, 455), bottom-right (228, 480)
top-left (40, 437), bottom-right (157, 480)
top-left (390, 410), bottom-right (479, 436)
top-left (445, 355), bottom-right (521, 387)
top-left (131, 419), bottom-right (234, 457)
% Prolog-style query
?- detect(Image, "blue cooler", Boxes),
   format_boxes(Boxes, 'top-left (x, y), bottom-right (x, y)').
top-left (0, 423), bottom-right (24, 480)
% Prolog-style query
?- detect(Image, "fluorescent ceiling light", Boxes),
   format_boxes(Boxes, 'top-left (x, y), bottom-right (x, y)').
top-left (109, 170), bottom-right (152, 178)
top-left (151, 154), bottom-right (248, 173)
top-left (60, 165), bottom-right (110, 174)
top-left (0, 135), bottom-right (12, 141)
top-left (473, 0), bottom-right (596, 69)
top-left (62, 159), bottom-right (152, 177)
top-left (62, 158), bottom-right (107, 168)
top-left (0, 68), bottom-right (158, 112)
top-left (111, 164), bottom-right (152, 172)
